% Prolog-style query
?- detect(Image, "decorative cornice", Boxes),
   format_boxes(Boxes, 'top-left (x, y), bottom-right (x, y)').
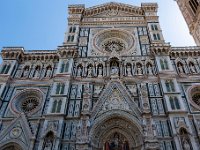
top-left (83, 2), bottom-right (144, 17)
top-left (171, 46), bottom-right (200, 58)
top-left (57, 45), bottom-right (78, 58)
top-left (150, 43), bottom-right (171, 56)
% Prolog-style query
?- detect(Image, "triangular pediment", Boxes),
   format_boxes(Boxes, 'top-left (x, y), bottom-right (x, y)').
top-left (0, 113), bottom-right (33, 148)
top-left (84, 2), bottom-right (144, 18)
top-left (91, 81), bottom-right (141, 119)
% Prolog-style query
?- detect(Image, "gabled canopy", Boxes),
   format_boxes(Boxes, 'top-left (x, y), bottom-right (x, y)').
top-left (84, 2), bottom-right (144, 17)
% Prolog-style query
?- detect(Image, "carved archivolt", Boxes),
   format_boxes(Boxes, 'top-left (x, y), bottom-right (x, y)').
top-left (90, 112), bottom-right (143, 149)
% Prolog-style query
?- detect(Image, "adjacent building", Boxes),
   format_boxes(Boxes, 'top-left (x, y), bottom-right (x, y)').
top-left (0, 2), bottom-right (200, 150)
top-left (176, 0), bottom-right (200, 45)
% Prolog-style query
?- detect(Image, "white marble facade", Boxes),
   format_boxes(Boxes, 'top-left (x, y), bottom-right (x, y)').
top-left (0, 2), bottom-right (200, 150)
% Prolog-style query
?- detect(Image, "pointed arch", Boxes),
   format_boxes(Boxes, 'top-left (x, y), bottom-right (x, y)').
top-left (91, 81), bottom-right (141, 120)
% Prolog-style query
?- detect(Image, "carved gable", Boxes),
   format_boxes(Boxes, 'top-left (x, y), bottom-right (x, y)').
top-left (0, 114), bottom-right (33, 149)
top-left (92, 81), bottom-right (141, 119)
top-left (99, 88), bottom-right (130, 113)
top-left (84, 2), bottom-right (144, 18)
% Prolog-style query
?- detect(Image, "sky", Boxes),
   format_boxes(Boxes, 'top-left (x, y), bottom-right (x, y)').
top-left (0, 0), bottom-right (196, 50)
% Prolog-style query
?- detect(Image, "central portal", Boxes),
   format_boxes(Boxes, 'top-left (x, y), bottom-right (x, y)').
top-left (90, 112), bottom-right (143, 150)
top-left (104, 132), bottom-right (129, 150)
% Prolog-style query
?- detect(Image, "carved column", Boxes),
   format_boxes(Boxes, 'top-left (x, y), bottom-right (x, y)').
top-left (76, 83), bottom-right (91, 150)
top-left (140, 83), bottom-right (160, 150)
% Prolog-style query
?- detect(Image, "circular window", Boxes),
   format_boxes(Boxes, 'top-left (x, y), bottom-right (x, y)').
top-left (10, 89), bottom-right (43, 115)
top-left (188, 85), bottom-right (200, 110)
top-left (93, 29), bottom-right (135, 54)
top-left (21, 97), bottom-right (39, 113)
top-left (192, 93), bottom-right (200, 106)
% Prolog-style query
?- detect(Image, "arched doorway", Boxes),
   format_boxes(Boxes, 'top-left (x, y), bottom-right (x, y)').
top-left (1, 143), bottom-right (23, 150)
top-left (90, 112), bottom-right (143, 150)
top-left (179, 128), bottom-right (192, 150)
top-left (42, 131), bottom-right (55, 150)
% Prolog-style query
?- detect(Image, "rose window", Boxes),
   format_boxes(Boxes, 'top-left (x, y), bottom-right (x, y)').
top-left (10, 89), bottom-right (43, 115)
top-left (192, 93), bottom-right (200, 106)
top-left (102, 40), bottom-right (125, 52)
top-left (93, 29), bottom-right (135, 54)
top-left (21, 97), bottom-right (39, 113)
top-left (188, 86), bottom-right (200, 109)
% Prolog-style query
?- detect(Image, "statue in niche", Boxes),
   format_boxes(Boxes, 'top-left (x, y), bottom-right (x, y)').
top-left (45, 66), bottom-right (52, 77)
top-left (87, 66), bottom-right (93, 77)
top-left (189, 63), bottom-right (196, 73)
top-left (70, 85), bottom-right (77, 99)
top-left (138, 27), bottom-right (143, 35)
top-left (34, 67), bottom-right (40, 78)
top-left (43, 132), bottom-right (54, 150)
top-left (147, 64), bottom-right (153, 75)
top-left (71, 122), bottom-right (76, 138)
top-left (182, 137), bottom-right (191, 150)
top-left (83, 98), bottom-right (90, 111)
top-left (44, 141), bottom-right (53, 150)
top-left (77, 85), bottom-right (82, 99)
top-left (68, 103), bottom-right (74, 116)
top-left (76, 120), bottom-right (82, 142)
top-left (111, 62), bottom-right (119, 76)
top-left (77, 66), bottom-right (82, 77)
top-left (98, 65), bottom-right (103, 77)
top-left (65, 123), bottom-right (71, 139)
top-left (94, 85), bottom-right (103, 96)
top-left (154, 85), bottom-right (160, 96)
top-left (22, 66), bottom-right (29, 78)
top-left (82, 119), bottom-right (90, 141)
top-left (178, 65), bottom-right (184, 73)
top-left (129, 84), bottom-right (137, 96)
top-left (177, 63), bottom-right (185, 73)
top-left (74, 103), bottom-right (80, 116)
top-left (126, 65), bottom-right (132, 76)
top-left (137, 64), bottom-right (143, 75)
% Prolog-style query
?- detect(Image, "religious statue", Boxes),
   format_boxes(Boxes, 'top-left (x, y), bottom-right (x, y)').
top-left (76, 120), bottom-right (82, 142)
top-left (77, 66), bottom-right (82, 77)
top-left (98, 66), bottom-right (103, 77)
top-left (22, 67), bottom-right (29, 78)
top-left (44, 142), bottom-right (53, 150)
top-left (64, 123), bottom-right (71, 139)
top-left (137, 65), bottom-right (143, 75)
top-left (71, 88), bottom-right (76, 99)
top-left (182, 137), bottom-right (191, 150)
top-left (129, 84), bottom-right (137, 96)
top-left (111, 62), bottom-right (119, 76)
top-left (126, 65), bottom-right (132, 76)
top-left (190, 64), bottom-right (196, 73)
top-left (94, 85), bottom-right (103, 96)
top-left (178, 65), bottom-right (184, 73)
top-left (147, 65), bottom-right (153, 75)
top-left (87, 66), bottom-right (93, 77)
top-left (74, 103), bottom-right (80, 116)
top-left (111, 66), bottom-right (119, 75)
top-left (77, 85), bottom-right (82, 99)
top-left (34, 67), bottom-right (40, 78)
top-left (46, 67), bottom-right (52, 77)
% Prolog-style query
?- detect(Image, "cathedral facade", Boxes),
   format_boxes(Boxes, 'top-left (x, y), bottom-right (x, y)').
top-left (176, 0), bottom-right (200, 46)
top-left (0, 2), bottom-right (200, 150)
